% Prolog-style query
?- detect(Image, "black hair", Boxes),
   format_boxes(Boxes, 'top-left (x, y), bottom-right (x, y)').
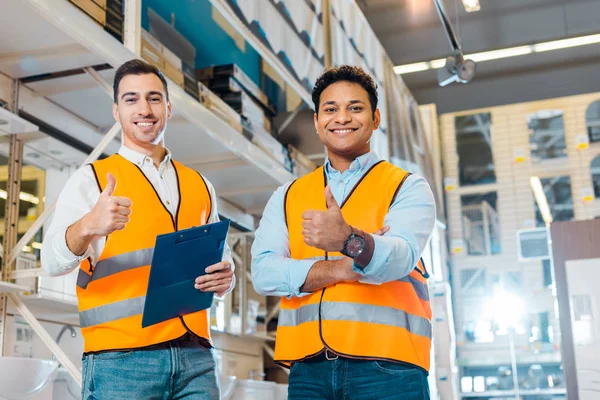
top-left (312, 65), bottom-right (378, 117)
top-left (113, 59), bottom-right (169, 103)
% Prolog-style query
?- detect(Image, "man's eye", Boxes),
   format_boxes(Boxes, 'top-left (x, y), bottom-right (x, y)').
top-left (350, 106), bottom-right (363, 112)
top-left (325, 108), bottom-right (336, 112)
top-left (150, 97), bottom-right (161, 103)
top-left (125, 99), bottom-right (135, 103)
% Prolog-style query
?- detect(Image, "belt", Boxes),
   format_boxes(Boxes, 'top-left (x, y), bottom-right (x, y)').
top-left (305, 349), bottom-right (339, 362)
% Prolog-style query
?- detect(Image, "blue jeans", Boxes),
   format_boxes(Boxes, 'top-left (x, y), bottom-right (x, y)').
top-left (288, 356), bottom-right (430, 400)
top-left (81, 335), bottom-right (219, 399)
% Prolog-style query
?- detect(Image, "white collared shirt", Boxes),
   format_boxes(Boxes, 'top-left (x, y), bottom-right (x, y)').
top-left (41, 145), bottom-right (235, 294)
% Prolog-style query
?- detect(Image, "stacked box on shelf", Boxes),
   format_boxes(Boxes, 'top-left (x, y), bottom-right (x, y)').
top-left (197, 64), bottom-right (276, 129)
top-left (288, 144), bottom-right (317, 176)
top-left (250, 124), bottom-right (293, 172)
top-left (68, 0), bottom-right (124, 42)
top-left (198, 82), bottom-right (244, 133)
top-left (140, 29), bottom-right (184, 89)
top-left (182, 63), bottom-right (200, 102)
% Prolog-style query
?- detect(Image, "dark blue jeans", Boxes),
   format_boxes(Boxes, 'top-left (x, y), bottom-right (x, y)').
top-left (288, 356), bottom-right (430, 400)
top-left (81, 335), bottom-right (219, 399)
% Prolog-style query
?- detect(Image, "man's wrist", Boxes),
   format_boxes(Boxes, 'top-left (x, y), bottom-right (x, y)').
top-left (338, 224), bottom-right (353, 251)
top-left (353, 229), bottom-right (375, 268)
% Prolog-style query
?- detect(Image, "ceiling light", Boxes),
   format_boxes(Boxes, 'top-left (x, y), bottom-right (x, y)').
top-left (530, 177), bottom-right (553, 226)
top-left (0, 189), bottom-right (40, 205)
top-left (393, 62), bottom-right (430, 74)
top-left (430, 59), bottom-right (447, 69)
top-left (394, 33), bottom-right (600, 75)
top-left (533, 33), bottom-right (600, 52)
top-left (468, 46), bottom-right (532, 62)
top-left (462, 0), bottom-right (480, 12)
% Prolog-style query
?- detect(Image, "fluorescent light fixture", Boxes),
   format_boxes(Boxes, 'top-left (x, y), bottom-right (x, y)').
top-left (533, 33), bottom-right (600, 52)
top-left (394, 33), bottom-right (600, 75)
top-left (32, 242), bottom-right (42, 250)
top-left (462, 0), bottom-right (481, 12)
top-left (530, 176), bottom-right (553, 226)
top-left (468, 45), bottom-right (532, 62)
top-left (0, 189), bottom-right (40, 205)
top-left (393, 62), bottom-right (430, 75)
top-left (430, 59), bottom-right (447, 69)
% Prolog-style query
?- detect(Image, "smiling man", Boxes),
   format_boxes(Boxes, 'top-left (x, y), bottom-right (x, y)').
top-left (42, 59), bottom-right (234, 399)
top-left (251, 65), bottom-right (436, 400)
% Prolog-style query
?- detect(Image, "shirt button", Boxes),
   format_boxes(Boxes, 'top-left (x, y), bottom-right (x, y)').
top-left (146, 158), bottom-right (151, 163)
top-left (166, 200), bottom-right (170, 205)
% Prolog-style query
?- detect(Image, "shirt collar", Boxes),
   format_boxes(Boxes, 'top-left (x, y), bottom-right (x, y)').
top-left (118, 145), bottom-right (172, 168)
top-left (324, 151), bottom-right (380, 175)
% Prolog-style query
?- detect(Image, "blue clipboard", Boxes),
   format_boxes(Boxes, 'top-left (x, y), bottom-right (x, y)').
top-left (141, 220), bottom-right (230, 328)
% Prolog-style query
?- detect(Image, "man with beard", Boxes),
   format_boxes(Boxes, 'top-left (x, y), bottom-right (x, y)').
top-left (42, 59), bottom-right (234, 399)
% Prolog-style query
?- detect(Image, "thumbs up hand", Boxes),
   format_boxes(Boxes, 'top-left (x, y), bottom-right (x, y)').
top-left (301, 186), bottom-right (353, 252)
top-left (82, 173), bottom-right (133, 237)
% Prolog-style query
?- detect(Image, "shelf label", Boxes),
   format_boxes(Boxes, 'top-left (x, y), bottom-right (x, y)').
top-left (513, 148), bottom-right (526, 163)
top-left (576, 135), bottom-right (590, 151)
top-left (451, 239), bottom-right (464, 255)
top-left (444, 177), bottom-right (457, 192)
top-left (581, 187), bottom-right (595, 203)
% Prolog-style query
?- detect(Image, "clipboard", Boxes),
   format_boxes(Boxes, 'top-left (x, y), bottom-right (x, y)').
top-left (141, 220), bottom-right (230, 328)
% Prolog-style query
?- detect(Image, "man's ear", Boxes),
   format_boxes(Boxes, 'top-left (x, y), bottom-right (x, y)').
top-left (112, 102), bottom-right (119, 122)
top-left (373, 108), bottom-right (381, 130)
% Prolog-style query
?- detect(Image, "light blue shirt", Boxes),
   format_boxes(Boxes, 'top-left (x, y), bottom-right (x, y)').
top-left (251, 151), bottom-right (436, 297)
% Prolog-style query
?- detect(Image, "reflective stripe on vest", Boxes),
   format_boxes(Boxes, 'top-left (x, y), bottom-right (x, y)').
top-left (276, 161), bottom-right (433, 371)
top-left (278, 302), bottom-right (432, 339)
top-left (77, 155), bottom-right (212, 353)
top-left (77, 248), bottom-right (154, 290)
top-left (79, 296), bottom-right (146, 328)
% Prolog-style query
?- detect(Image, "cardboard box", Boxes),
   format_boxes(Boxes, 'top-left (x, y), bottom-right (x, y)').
top-left (163, 62), bottom-right (184, 88)
top-left (93, 0), bottom-right (123, 16)
top-left (162, 46), bottom-right (182, 72)
top-left (221, 91), bottom-right (265, 122)
top-left (69, 0), bottom-right (106, 25)
top-left (104, 9), bottom-right (123, 42)
top-left (141, 45), bottom-right (164, 70)
top-left (69, 0), bottom-right (124, 42)
top-left (198, 82), bottom-right (243, 132)
top-left (140, 30), bottom-right (164, 70)
top-left (183, 62), bottom-right (200, 101)
top-left (141, 29), bottom-right (163, 54)
top-left (288, 144), bottom-right (317, 176)
top-left (196, 64), bottom-right (273, 113)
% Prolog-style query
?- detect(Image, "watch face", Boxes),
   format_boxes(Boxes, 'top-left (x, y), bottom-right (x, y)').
top-left (346, 236), bottom-right (364, 257)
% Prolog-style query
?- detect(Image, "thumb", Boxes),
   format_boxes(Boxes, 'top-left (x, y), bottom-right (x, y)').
top-left (325, 186), bottom-right (340, 211)
top-left (102, 173), bottom-right (116, 196)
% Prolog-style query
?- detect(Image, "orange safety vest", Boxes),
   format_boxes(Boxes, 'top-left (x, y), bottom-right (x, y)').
top-left (275, 160), bottom-right (432, 371)
top-left (76, 154), bottom-right (212, 353)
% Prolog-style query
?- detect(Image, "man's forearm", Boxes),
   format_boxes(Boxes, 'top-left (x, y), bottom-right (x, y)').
top-left (65, 216), bottom-right (95, 257)
top-left (300, 258), bottom-right (360, 293)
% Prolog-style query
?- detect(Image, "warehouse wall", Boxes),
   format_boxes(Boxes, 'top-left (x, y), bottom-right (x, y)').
top-left (440, 91), bottom-right (600, 364)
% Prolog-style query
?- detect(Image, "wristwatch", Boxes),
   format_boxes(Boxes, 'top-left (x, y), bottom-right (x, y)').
top-left (341, 228), bottom-right (365, 258)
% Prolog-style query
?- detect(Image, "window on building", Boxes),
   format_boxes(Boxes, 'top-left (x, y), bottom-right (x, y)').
top-left (528, 110), bottom-right (567, 161)
top-left (461, 192), bottom-right (501, 255)
top-left (455, 113), bottom-right (496, 185)
top-left (591, 156), bottom-right (600, 198)
top-left (586, 100), bottom-right (600, 143)
top-left (534, 176), bottom-right (574, 227)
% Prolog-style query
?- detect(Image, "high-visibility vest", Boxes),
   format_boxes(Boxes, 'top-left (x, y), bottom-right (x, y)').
top-left (276, 160), bottom-right (432, 371)
top-left (76, 154), bottom-right (212, 353)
